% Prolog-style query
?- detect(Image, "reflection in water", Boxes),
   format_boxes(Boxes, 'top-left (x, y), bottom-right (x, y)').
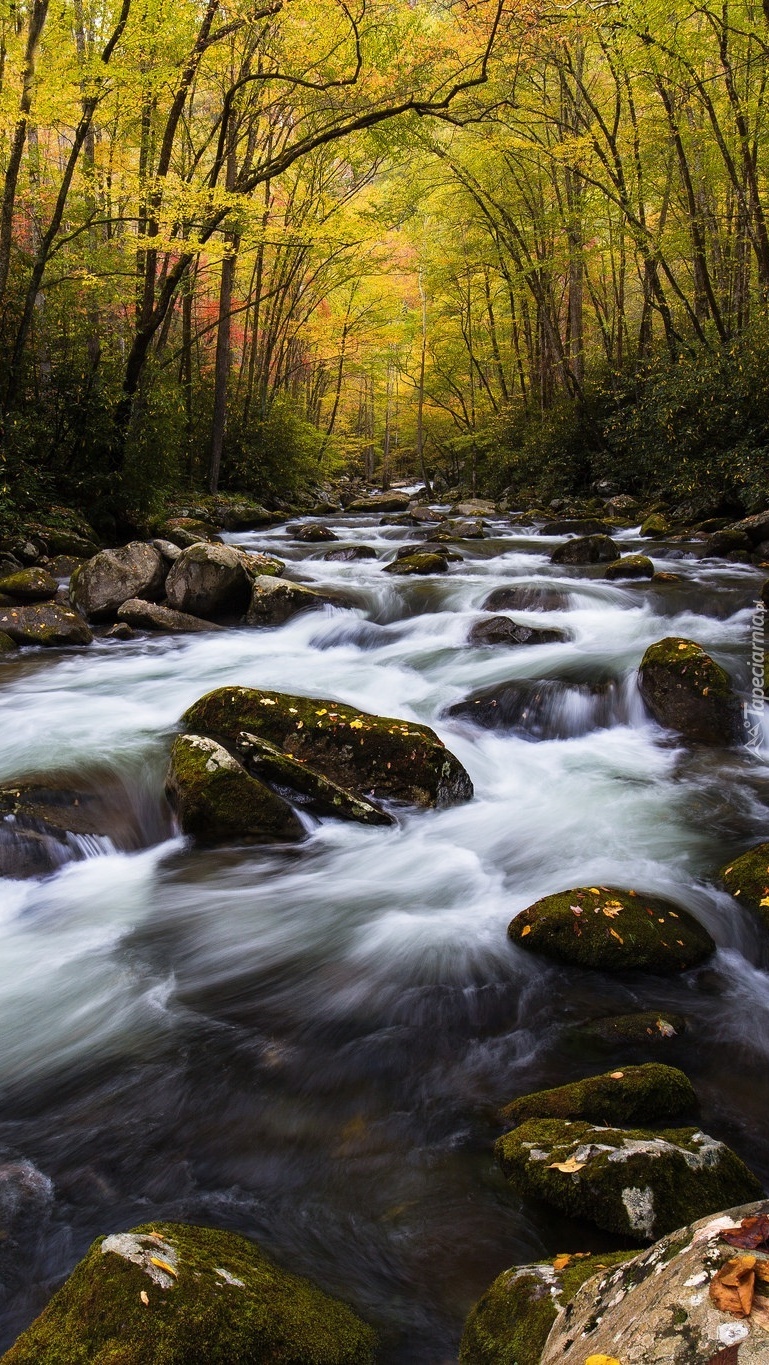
top-left (0, 509), bottom-right (766, 1360)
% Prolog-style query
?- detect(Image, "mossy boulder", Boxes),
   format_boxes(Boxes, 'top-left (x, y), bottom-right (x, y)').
top-left (0, 603), bottom-right (93, 647)
top-left (508, 886), bottom-right (714, 973)
top-left (640, 513), bottom-right (669, 538)
top-left (346, 491), bottom-right (410, 514)
top-left (719, 842), bottom-right (769, 931)
top-left (183, 686), bottom-right (473, 809)
top-left (541, 1201), bottom-right (769, 1365)
top-left (117, 600), bottom-right (223, 633)
top-left (292, 523), bottom-right (338, 543)
top-left (246, 576), bottom-right (347, 626)
top-left (43, 528), bottom-right (100, 559)
top-left (1, 1221), bottom-right (377, 1365)
top-left (156, 516), bottom-right (220, 548)
top-left (467, 617), bottom-right (566, 647)
top-left (604, 554), bottom-right (654, 580)
top-left (165, 544), bottom-right (254, 620)
top-left (382, 552), bottom-right (449, 575)
top-left (704, 527), bottom-right (752, 557)
top-left (495, 1119), bottom-right (762, 1241)
top-left (0, 630), bottom-right (19, 654)
top-left (481, 585), bottom-right (567, 612)
top-left (166, 734), bottom-right (306, 845)
top-left (728, 508), bottom-right (769, 545)
top-left (501, 1063), bottom-right (696, 1130)
top-left (569, 1011), bottom-right (687, 1049)
top-left (0, 567), bottom-right (58, 601)
top-left (71, 543), bottom-right (167, 621)
top-left (236, 733), bottom-right (394, 826)
top-left (432, 518), bottom-right (485, 541)
top-left (638, 636), bottom-right (744, 745)
top-left (550, 534), bottom-right (619, 566)
top-left (212, 498), bottom-right (275, 531)
top-left (459, 1250), bottom-right (636, 1365)
top-left (540, 518), bottom-right (609, 536)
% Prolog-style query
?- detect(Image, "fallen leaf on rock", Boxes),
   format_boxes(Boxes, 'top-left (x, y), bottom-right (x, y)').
top-left (521, 925), bottom-right (532, 937)
top-left (754, 1262), bottom-right (769, 1285)
top-left (610, 1071), bottom-right (624, 1079)
top-left (150, 1256), bottom-right (178, 1278)
top-left (609, 929), bottom-right (624, 943)
top-left (709, 1255), bottom-right (756, 1315)
top-left (602, 907), bottom-right (621, 918)
top-left (549, 1156), bottom-right (586, 1173)
top-left (657, 1019), bottom-right (676, 1036)
top-left (752, 1296), bottom-right (769, 1332)
top-left (589, 888), bottom-right (601, 895)
top-left (140, 1290), bottom-right (149, 1306)
top-left (722, 1216), bottom-right (769, 1251)
top-left (553, 1253), bottom-right (572, 1270)
top-left (585, 1356), bottom-right (622, 1365)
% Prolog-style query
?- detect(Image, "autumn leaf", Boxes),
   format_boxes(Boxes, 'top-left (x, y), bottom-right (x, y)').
top-left (602, 906), bottom-right (621, 918)
top-left (552, 1253), bottom-right (572, 1270)
top-left (610, 1071), bottom-right (624, 1079)
top-left (609, 929), bottom-right (624, 943)
top-left (585, 1356), bottom-right (622, 1365)
top-left (549, 1156), bottom-right (586, 1173)
top-left (140, 1290), bottom-right (149, 1306)
top-left (708, 1255), bottom-right (756, 1316)
top-left (521, 924), bottom-right (532, 936)
top-left (150, 1256), bottom-right (178, 1278)
top-left (722, 1216), bottom-right (769, 1251)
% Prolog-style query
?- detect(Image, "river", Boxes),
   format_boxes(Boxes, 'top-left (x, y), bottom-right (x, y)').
top-left (0, 506), bottom-right (767, 1360)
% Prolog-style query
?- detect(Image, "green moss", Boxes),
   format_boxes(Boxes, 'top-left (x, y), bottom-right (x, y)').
top-left (459, 1251), bottom-right (635, 1365)
top-left (508, 886), bottom-right (714, 973)
top-left (183, 687), bottom-right (473, 809)
top-left (0, 630), bottom-right (18, 654)
top-left (0, 604), bottom-right (93, 647)
top-left (1, 1222), bottom-right (377, 1365)
top-left (638, 637), bottom-right (742, 745)
top-left (382, 553), bottom-right (449, 575)
top-left (604, 555), bottom-right (654, 580)
top-left (640, 514), bottom-right (669, 537)
top-left (0, 568), bottom-right (58, 601)
top-left (165, 734), bottom-right (306, 845)
top-left (236, 733), bottom-right (393, 827)
top-left (500, 1063), bottom-right (696, 1128)
top-left (495, 1119), bottom-right (762, 1240)
top-left (566, 1011), bottom-right (687, 1049)
top-left (719, 842), bottom-right (769, 930)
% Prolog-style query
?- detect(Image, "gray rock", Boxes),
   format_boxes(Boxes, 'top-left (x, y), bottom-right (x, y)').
top-left (468, 617), bottom-right (566, 647)
top-left (383, 552), bottom-right (449, 575)
top-left (117, 599), bottom-right (223, 633)
top-left (0, 567), bottom-right (58, 601)
top-left (291, 523), bottom-right (338, 542)
top-left (148, 538), bottom-right (182, 562)
top-left (165, 734), bottom-right (306, 845)
top-left (482, 584), bottom-right (567, 612)
top-left (451, 499), bottom-right (497, 517)
top-left (246, 575), bottom-right (345, 626)
top-left (433, 518), bottom-right (485, 541)
top-left (0, 603), bottom-right (93, 646)
top-left (551, 534), bottom-right (619, 565)
top-left (70, 542), bottom-right (166, 620)
top-left (165, 543), bottom-right (252, 619)
top-left (323, 545), bottom-right (377, 562)
top-left (345, 490), bottom-right (411, 514)
top-left (540, 518), bottom-right (610, 536)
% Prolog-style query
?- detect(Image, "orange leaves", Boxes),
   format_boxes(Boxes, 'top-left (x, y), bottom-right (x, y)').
top-left (709, 1256), bottom-right (756, 1316)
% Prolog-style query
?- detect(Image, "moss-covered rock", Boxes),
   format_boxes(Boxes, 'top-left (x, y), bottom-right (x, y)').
top-left (640, 513), bottom-right (669, 538)
top-left (719, 842), bottom-right (769, 931)
top-left (42, 528), bottom-right (100, 559)
top-left (481, 585), bottom-right (567, 612)
top-left (508, 885), bottom-right (714, 973)
top-left (550, 534), bottom-right (619, 566)
top-left (604, 555), bottom-right (654, 581)
top-left (467, 617), bottom-right (566, 647)
top-left (212, 497), bottom-right (276, 531)
top-left (246, 576), bottom-right (347, 626)
top-left (236, 732), bottom-right (394, 826)
top-left (157, 516), bottom-right (220, 548)
top-left (166, 735), bottom-right (306, 845)
top-left (183, 686), bottom-right (473, 809)
top-left (568, 1011), bottom-right (687, 1049)
top-left (728, 508), bottom-right (769, 545)
top-left (0, 567), bottom-right (58, 601)
top-left (382, 552), bottom-right (449, 575)
top-left (500, 1063), bottom-right (696, 1130)
top-left (346, 490), bottom-right (411, 514)
top-left (703, 527), bottom-right (752, 557)
top-left (495, 1119), bottom-right (762, 1240)
top-left (1, 1221), bottom-right (377, 1365)
top-left (459, 1250), bottom-right (636, 1365)
top-left (0, 630), bottom-right (18, 654)
top-left (117, 599), bottom-right (223, 633)
top-left (292, 523), bottom-right (338, 543)
top-left (71, 543), bottom-right (167, 621)
top-left (0, 603), bottom-right (93, 647)
top-left (165, 544), bottom-right (253, 620)
top-left (638, 636), bottom-right (744, 745)
top-left (540, 518), bottom-right (609, 537)
top-left (432, 519), bottom-right (485, 541)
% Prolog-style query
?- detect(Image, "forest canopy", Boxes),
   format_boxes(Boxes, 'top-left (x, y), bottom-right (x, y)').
top-left (0, 0), bottom-right (768, 528)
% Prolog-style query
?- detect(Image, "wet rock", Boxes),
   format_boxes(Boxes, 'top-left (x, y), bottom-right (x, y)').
top-left (727, 508), bottom-right (769, 545)
top-left (467, 617), bottom-right (566, 647)
top-left (641, 513), bottom-right (670, 538)
top-left (719, 842), bottom-right (769, 931)
top-left (432, 518), bottom-right (485, 541)
top-left (0, 630), bottom-right (18, 654)
top-left (540, 1200), bottom-right (769, 1365)
top-left (148, 537), bottom-right (182, 562)
top-left (638, 637), bottom-right (744, 745)
top-left (183, 686), bottom-right (473, 809)
top-left (231, 548), bottom-right (285, 580)
top-left (1, 1221), bottom-right (377, 1365)
top-left (156, 516), bottom-right (220, 548)
top-left (236, 732), bottom-right (394, 826)
top-left (70, 542), bottom-right (166, 621)
top-left (500, 1063), bottom-right (696, 1129)
top-left (0, 773), bottom-right (157, 877)
top-left (508, 885), bottom-right (715, 972)
top-left (395, 542), bottom-right (462, 563)
top-left (459, 1250), bottom-right (636, 1365)
top-left (0, 567), bottom-right (58, 601)
top-left (165, 543), bottom-right (252, 619)
top-left (605, 494), bottom-right (641, 516)
top-left (481, 584), bottom-right (567, 612)
top-left (605, 554), bottom-right (654, 580)
top-left (540, 518), bottom-right (610, 537)
top-left (46, 554), bottom-right (84, 577)
top-left (754, 539), bottom-right (769, 565)
top-left (41, 528), bottom-right (100, 558)
top-left (291, 523), bottom-right (339, 543)
top-left (165, 734), bottom-right (305, 845)
top-left (346, 490), bottom-right (411, 514)
top-left (246, 576), bottom-right (347, 626)
top-left (0, 603), bottom-right (93, 647)
top-left (551, 534), bottom-right (619, 566)
top-left (496, 1118), bottom-right (761, 1241)
top-left (704, 528), bottom-right (752, 557)
top-left (106, 622), bottom-right (134, 641)
top-left (451, 499), bottom-right (497, 517)
top-left (408, 503), bottom-right (445, 523)
top-left (569, 1011), bottom-right (688, 1049)
top-left (212, 497), bottom-right (275, 530)
top-left (117, 599), bottom-right (223, 633)
top-left (447, 679), bottom-right (618, 739)
top-left (383, 552), bottom-right (449, 576)
top-left (652, 570), bottom-right (682, 584)
top-left (323, 545), bottom-right (377, 562)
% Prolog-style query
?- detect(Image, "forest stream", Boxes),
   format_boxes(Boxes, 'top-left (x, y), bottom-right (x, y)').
top-left (0, 504), bottom-right (767, 1362)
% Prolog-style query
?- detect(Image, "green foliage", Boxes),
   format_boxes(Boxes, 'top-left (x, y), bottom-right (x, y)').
top-left (223, 398), bottom-right (326, 502)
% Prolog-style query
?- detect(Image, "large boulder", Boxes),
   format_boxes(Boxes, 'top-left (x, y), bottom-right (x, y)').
top-left (551, 534), bottom-right (619, 565)
top-left (447, 679), bottom-right (618, 739)
top-left (432, 518), bottom-right (485, 541)
top-left (727, 508), bottom-right (769, 545)
top-left (459, 1250), bottom-right (635, 1365)
top-left (638, 637), bottom-right (744, 745)
top-left (346, 491), bottom-right (411, 514)
top-left (719, 842), bottom-right (769, 931)
top-left (605, 554), bottom-right (654, 580)
top-left (641, 513), bottom-right (670, 537)
top-left (291, 523), bottom-right (338, 543)
top-left (211, 497), bottom-right (276, 530)
top-left (540, 518), bottom-right (609, 536)
top-left (467, 617), bottom-right (565, 647)
top-left (70, 542), bottom-right (166, 620)
top-left (495, 1118), bottom-right (762, 1240)
top-left (183, 686), bottom-right (473, 809)
top-left (500, 1063), bottom-right (696, 1129)
top-left (166, 734), bottom-right (305, 845)
top-left (246, 576), bottom-right (348, 627)
top-left (451, 499), bottom-right (497, 517)
top-left (117, 599), bottom-right (223, 634)
top-left (541, 1201), bottom-right (769, 1365)
top-left (42, 528), bottom-right (100, 558)
top-left (0, 603), bottom-right (92, 647)
top-left (1, 1221), bottom-right (377, 1364)
top-left (0, 567), bottom-right (58, 601)
top-left (508, 885), bottom-right (715, 972)
top-left (382, 553), bottom-right (449, 576)
top-left (236, 733), bottom-right (394, 826)
top-left (481, 585), bottom-right (567, 612)
top-left (165, 544), bottom-right (252, 620)
top-left (323, 545), bottom-right (377, 562)
top-left (156, 516), bottom-right (220, 548)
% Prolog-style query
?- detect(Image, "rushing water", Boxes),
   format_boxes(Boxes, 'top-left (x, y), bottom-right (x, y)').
top-left (0, 507), bottom-right (767, 1360)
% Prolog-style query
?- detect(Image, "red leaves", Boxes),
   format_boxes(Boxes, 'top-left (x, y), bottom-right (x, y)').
top-left (722, 1215), bottom-right (769, 1252)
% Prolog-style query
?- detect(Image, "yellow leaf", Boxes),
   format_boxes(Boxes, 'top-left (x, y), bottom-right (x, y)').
top-left (609, 929), bottom-right (624, 942)
top-left (761, 896), bottom-right (769, 908)
top-left (150, 1257), bottom-right (177, 1278)
top-left (588, 888), bottom-right (601, 894)
top-left (315, 708), bottom-right (328, 715)
top-left (140, 1290), bottom-right (149, 1305)
top-left (585, 1357), bottom-right (622, 1365)
top-left (549, 1156), bottom-right (586, 1173)
top-left (552, 1253), bottom-right (572, 1270)
top-left (349, 719), bottom-right (365, 729)
top-left (521, 924), bottom-right (532, 936)
top-left (602, 907), bottom-right (621, 918)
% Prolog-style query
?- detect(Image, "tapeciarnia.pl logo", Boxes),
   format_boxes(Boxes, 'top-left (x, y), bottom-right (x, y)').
top-left (745, 599), bottom-right (766, 754)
